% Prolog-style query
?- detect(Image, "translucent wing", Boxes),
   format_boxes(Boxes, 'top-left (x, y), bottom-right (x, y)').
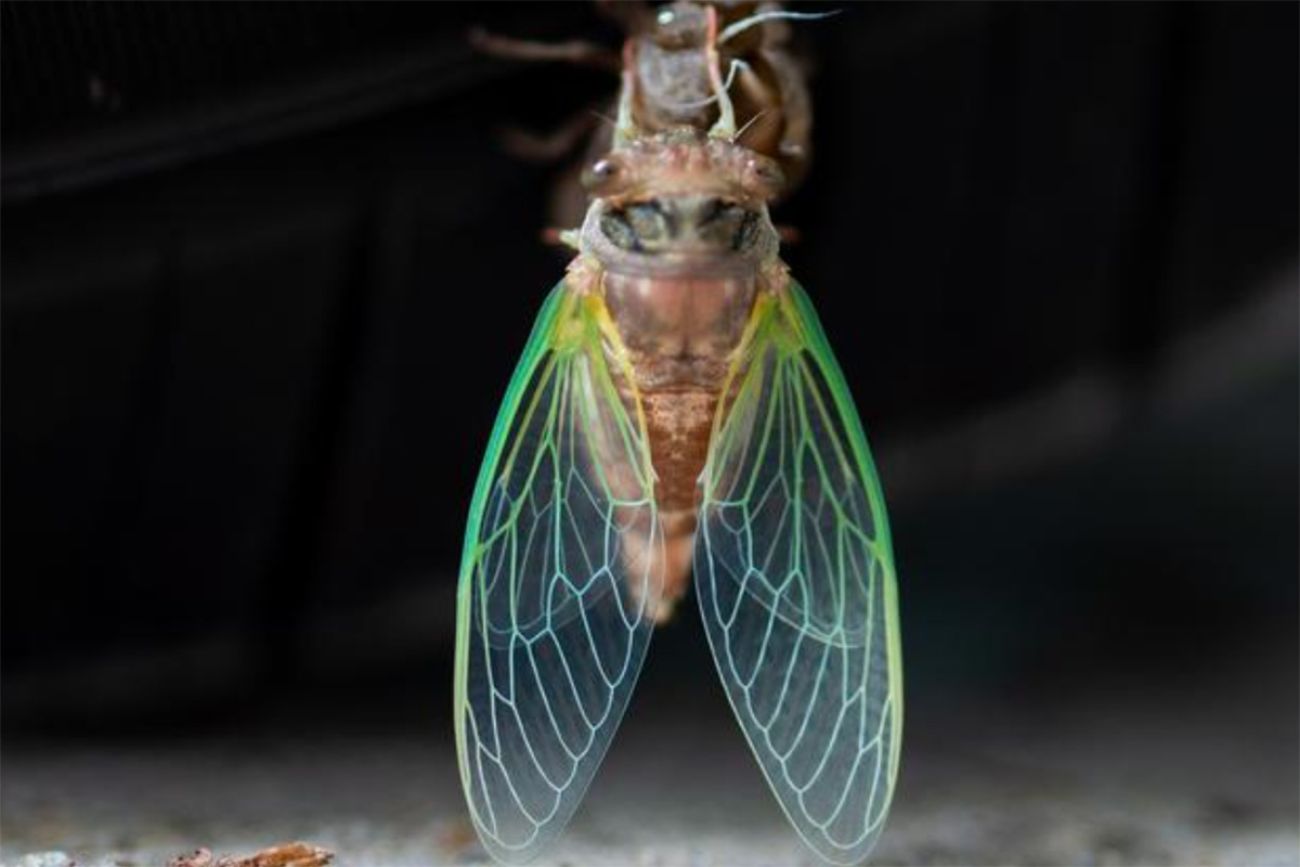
top-left (696, 281), bottom-right (903, 865)
top-left (454, 283), bottom-right (662, 864)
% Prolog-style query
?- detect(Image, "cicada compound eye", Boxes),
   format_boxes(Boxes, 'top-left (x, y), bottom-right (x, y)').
top-left (582, 157), bottom-right (625, 196)
top-left (744, 156), bottom-right (785, 202)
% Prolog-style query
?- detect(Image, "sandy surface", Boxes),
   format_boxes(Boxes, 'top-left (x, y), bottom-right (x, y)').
top-left (4, 676), bottom-right (1297, 867)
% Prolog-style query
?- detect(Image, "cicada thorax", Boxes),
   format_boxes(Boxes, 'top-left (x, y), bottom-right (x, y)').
top-left (566, 127), bottom-right (789, 621)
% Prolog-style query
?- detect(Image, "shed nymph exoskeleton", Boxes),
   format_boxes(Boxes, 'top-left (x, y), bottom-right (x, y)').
top-left (455, 5), bottom-right (902, 865)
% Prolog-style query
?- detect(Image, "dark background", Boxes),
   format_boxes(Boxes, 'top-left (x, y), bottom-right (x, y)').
top-left (2, 1), bottom-right (1296, 823)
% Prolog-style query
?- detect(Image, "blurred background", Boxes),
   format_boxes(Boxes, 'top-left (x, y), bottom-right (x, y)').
top-left (2, 3), bottom-right (1297, 865)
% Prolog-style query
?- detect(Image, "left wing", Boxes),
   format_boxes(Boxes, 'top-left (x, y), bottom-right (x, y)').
top-left (454, 282), bottom-right (662, 864)
top-left (695, 281), bottom-right (903, 865)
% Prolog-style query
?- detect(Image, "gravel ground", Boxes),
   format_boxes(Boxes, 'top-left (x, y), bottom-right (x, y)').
top-left (3, 665), bottom-right (1297, 867)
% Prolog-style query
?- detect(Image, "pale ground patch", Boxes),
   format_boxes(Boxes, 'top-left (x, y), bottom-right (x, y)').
top-left (4, 668), bottom-right (1296, 867)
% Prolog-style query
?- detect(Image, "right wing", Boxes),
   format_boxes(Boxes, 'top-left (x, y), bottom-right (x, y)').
top-left (695, 282), bottom-right (903, 865)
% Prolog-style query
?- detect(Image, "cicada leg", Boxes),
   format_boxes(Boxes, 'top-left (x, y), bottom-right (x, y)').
top-left (468, 28), bottom-right (621, 71)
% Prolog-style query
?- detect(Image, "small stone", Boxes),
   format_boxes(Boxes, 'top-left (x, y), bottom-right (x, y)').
top-left (17, 854), bottom-right (74, 867)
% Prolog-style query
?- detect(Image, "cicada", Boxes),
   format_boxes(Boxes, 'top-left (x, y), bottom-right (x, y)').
top-left (455, 5), bottom-right (902, 864)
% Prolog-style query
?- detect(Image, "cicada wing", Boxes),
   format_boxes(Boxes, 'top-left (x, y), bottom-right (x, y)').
top-left (454, 283), bottom-right (662, 865)
top-left (696, 282), bottom-right (903, 865)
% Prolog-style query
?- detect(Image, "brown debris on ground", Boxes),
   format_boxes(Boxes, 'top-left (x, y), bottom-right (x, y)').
top-left (167, 843), bottom-right (333, 867)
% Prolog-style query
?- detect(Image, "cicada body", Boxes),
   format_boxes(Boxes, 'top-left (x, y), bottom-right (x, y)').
top-left (455, 7), bottom-right (901, 865)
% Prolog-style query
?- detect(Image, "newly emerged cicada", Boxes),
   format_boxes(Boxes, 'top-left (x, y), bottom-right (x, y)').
top-left (455, 5), bottom-right (902, 864)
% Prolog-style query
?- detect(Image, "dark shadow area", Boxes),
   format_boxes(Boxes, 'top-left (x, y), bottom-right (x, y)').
top-left (2, 3), bottom-right (1297, 865)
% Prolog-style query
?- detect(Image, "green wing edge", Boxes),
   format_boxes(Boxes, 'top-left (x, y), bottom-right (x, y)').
top-left (696, 278), bottom-right (905, 864)
top-left (452, 282), bottom-right (567, 821)
top-left (782, 280), bottom-right (904, 788)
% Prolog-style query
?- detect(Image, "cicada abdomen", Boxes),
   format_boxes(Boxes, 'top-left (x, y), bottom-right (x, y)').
top-left (456, 5), bottom-right (902, 864)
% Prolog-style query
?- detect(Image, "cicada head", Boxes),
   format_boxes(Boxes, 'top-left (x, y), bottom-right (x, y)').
top-left (578, 127), bottom-right (784, 278)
